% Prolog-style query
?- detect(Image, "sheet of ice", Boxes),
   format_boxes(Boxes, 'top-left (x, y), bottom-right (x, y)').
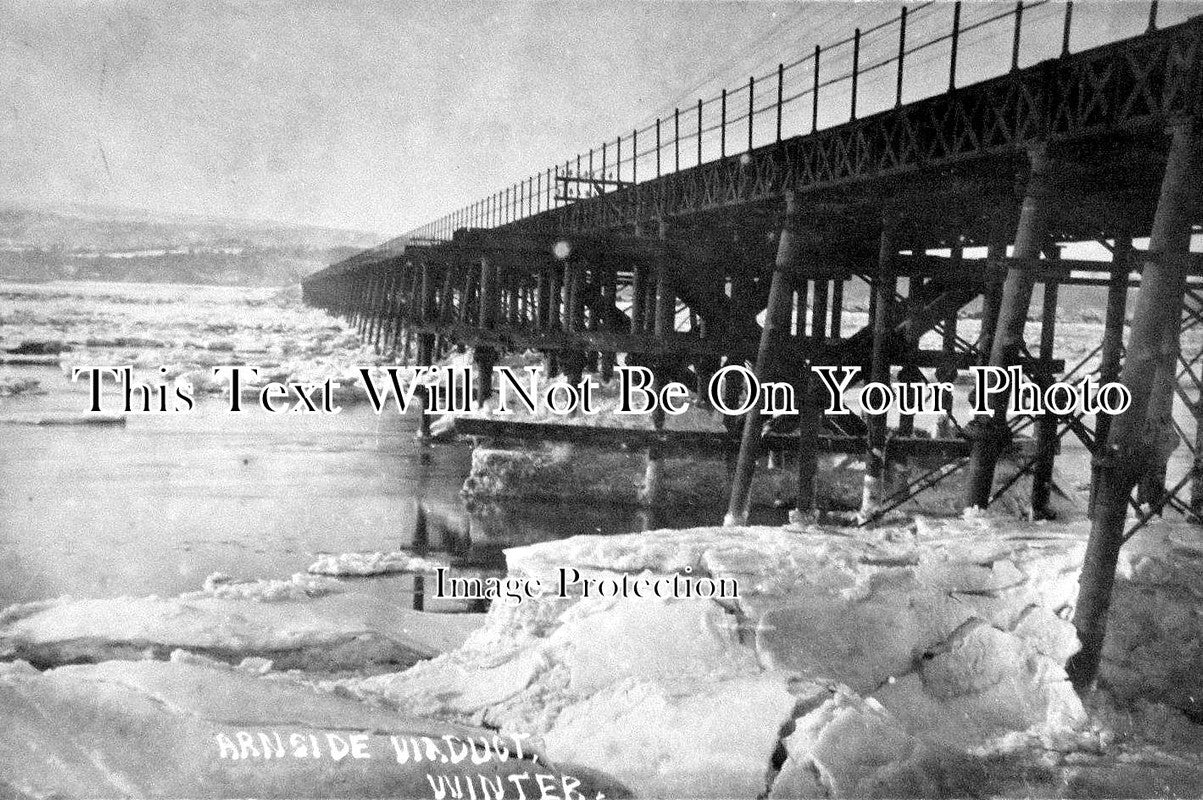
top-left (307, 551), bottom-right (449, 576)
top-left (769, 691), bottom-right (966, 799)
top-left (194, 571), bottom-right (344, 600)
top-left (544, 674), bottom-right (796, 800)
top-left (548, 594), bottom-right (759, 695)
top-left (344, 518), bottom-right (1202, 798)
top-left (0, 577), bottom-right (482, 671)
top-left (1, 281), bottom-right (397, 404)
top-left (0, 655), bottom-right (625, 799)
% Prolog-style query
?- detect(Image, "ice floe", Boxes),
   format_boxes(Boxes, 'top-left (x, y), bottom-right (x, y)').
top-left (334, 517), bottom-right (1202, 798)
top-left (0, 654), bottom-right (627, 798)
top-left (0, 573), bottom-right (482, 672)
top-left (308, 551), bottom-right (449, 577)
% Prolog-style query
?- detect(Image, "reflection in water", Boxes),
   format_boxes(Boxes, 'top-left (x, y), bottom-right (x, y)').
top-left (411, 502), bottom-right (428, 611)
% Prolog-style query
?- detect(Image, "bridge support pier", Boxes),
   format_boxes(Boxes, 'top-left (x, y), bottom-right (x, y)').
top-left (1192, 393), bottom-right (1203, 522)
top-left (476, 256), bottom-right (500, 404)
top-left (1089, 233), bottom-right (1132, 516)
top-left (561, 260), bottom-right (586, 386)
top-left (1030, 277), bottom-right (1060, 519)
top-left (936, 244), bottom-right (962, 439)
top-left (794, 373), bottom-right (821, 519)
top-left (547, 263), bottom-right (562, 378)
top-left (415, 263), bottom-right (436, 441)
top-left (600, 263), bottom-right (617, 382)
top-left (965, 145), bottom-right (1059, 509)
top-left (811, 280), bottom-right (828, 339)
top-left (830, 279), bottom-right (843, 338)
top-left (1140, 260), bottom-right (1189, 508)
top-left (1069, 119), bottom-right (1203, 689)
top-left (860, 222), bottom-right (897, 520)
top-left (724, 193), bottom-right (800, 527)
top-left (894, 270), bottom-right (926, 493)
top-left (640, 220), bottom-right (675, 507)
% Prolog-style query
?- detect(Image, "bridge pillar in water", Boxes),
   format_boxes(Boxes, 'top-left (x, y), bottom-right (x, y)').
top-left (964, 145), bottom-right (1060, 510)
top-left (640, 218), bottom-right (676, 508)
top-left (859, 221), bottom-right (898, 519)
top-left (1140, 243), bottom-right (1191, 508)
top-left (561, 258), bottom-right (586, 386)
top-left (829, 278), bottom-right (844, 338)
top-left (475, 256), bottom-right (500, 404)
top-left (547, 261), bottom-right (562, 377)
top-left (1089, 233), bottom-right (1133, 516)
top-left (599, 261), bottom-right (617, 382)
top-left (724, 193), bottom-right (802, 527)
top-left (1069, 119), bottom-right (1203, 689)
top-left (936, 242), bottom-right (963, 439)
top-left (794, 370), bottom-right (821, 519)
top-left (1030, 274), bottom-right (1060, 519)
top-left (415, 261), bottom-right (436, 441)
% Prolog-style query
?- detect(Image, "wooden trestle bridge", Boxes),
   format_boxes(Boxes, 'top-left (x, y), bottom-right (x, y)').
top-left (304, 3), bottom-right (1203, 684)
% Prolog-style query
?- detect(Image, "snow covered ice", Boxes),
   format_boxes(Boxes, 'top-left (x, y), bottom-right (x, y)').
top-left (0, 654), bottom-right (625, 799)
top-left (0, 572), bottom-right (482, 673)
top-left (335, 517), bottom-right (1202, 799)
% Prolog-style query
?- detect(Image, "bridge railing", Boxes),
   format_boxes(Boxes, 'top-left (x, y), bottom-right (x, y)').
top-left (402, 0), bottom-right (1176, 244)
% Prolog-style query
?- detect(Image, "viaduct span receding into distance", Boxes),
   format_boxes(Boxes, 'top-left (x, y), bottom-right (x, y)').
top-left (303, 2), bottom-right (1203, 685)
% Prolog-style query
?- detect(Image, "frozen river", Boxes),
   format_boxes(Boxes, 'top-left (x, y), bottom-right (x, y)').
top-left (0, 282), bottom-right (737, 607)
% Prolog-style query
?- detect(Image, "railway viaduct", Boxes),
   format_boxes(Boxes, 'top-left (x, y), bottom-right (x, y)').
top-left (303, 2), bottom-right (1203, 685)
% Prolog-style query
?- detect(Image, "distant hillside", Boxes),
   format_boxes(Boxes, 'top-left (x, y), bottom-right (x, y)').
top-left (0, 203), bottom-right (379, 286)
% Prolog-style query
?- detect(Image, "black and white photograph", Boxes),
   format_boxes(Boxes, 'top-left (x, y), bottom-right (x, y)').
top-left (1, 1), bottom-right (1202, 797)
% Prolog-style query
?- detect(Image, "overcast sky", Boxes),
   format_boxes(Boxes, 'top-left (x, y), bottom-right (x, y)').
top-left (0, 0), bottom-right (1189, 237)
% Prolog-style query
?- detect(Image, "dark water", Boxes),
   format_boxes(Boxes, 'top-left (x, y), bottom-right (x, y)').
top-left (0, 364), bottom-right (778, 609)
